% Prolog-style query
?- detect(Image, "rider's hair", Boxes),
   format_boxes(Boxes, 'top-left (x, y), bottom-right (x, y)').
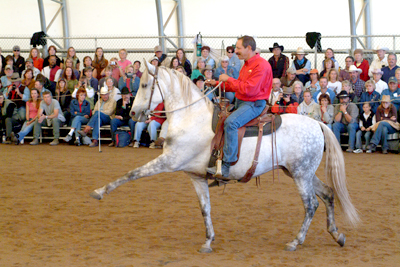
top-left (238, 35), bottom-right (256, 51)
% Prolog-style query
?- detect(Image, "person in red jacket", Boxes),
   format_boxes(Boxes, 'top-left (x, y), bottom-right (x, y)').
top-left (29, 48), bottom-right (44, 71)
top-left (206, 35), bottom-right (273, 178)
top-left (132, 102), bottom-right (166, 148)
top-left (354, 49), bottom-right (369, 82)
top-left (271, 86), bottom-right (299, 114)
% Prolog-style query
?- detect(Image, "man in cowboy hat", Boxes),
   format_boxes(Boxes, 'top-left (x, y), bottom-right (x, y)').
top-left (3, 72), bottom-right (30, 121)
top-left (108, 87), bottom-right (136, 147)
top-left (339, 56), bottom-right (355, 82)
top-left (381, 53), bottom-right (399, 84)
top-left (347, 65), bottom-right (365, 99)
top-left (205, 35), bottom-right (273, 178)
top-left (0, 92), bottom-right (20, 144)
top-left (368, 46), bottom-right (389, 77)
top-left (78, 87), bottom-right (116, 147)
top-left (268, 42), bottom-right (289, 79)
top-left (291, 47), bottom-right (311, 85)
top-left (371, 68), bottom-right (388, 94)
top-left (153, 45), bottom-right (170, 68)
top-left (280, 67), bottom-right (299, 88)
top-left (381, 76), bottom-right (400, 110)
top-left (332, 90), bottom-right (360, 152)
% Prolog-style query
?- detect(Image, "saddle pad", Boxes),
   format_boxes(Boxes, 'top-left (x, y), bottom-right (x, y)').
top-left (211, 104), bottom-right (282, 137)
top-left (243, 114), bottom-right (282, 137)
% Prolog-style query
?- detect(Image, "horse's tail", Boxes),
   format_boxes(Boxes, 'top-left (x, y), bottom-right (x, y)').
top-left (318, 122), bottom-right (360, 227)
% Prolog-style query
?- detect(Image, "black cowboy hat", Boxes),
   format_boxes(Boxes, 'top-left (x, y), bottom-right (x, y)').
top-left (337, 90), bottom-right (350, 98)
top-left (118, 87), bottom-right (131, 95)
top-left (269, 42), bottom-right (284, 52)
top-left (193, 75), bottom-right (205, 84)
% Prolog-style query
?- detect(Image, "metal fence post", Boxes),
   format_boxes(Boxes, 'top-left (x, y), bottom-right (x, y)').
top-left (393, 36), bottom-right (396, 53)
top-left (314, 45), bottom-right (318, 71)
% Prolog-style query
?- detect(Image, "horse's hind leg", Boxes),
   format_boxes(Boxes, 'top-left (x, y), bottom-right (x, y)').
top-left (313, 175), bottom-right (346, 247)
top-left (285, 174), bottom-right (319, 251)
top-left (188, 173), bottom-right (215, 253)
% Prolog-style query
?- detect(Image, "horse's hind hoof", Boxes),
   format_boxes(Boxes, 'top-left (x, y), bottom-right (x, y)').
top-left (337, 233), bottom-right (346, 247)
top-left (199, 247), bottom-right (212, 253)
top-left (89, 191), bottom-right (103, 200)
top-left (284, 243), bottom-right (297, 251)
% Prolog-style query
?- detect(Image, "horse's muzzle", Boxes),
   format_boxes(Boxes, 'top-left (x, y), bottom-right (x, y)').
top-left (136, 110), bottom-right (150, 122)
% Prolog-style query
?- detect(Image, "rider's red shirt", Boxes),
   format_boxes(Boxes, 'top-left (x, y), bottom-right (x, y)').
top-left (222, 54), bottom-right (272, 102)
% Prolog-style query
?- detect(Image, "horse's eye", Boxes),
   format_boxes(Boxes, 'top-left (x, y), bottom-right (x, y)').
top-left (141, 83), bottom-right (147, 88)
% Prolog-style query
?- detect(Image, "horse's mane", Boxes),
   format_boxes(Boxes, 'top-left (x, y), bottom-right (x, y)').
top-left (158, 66), bottom-right (214, 112)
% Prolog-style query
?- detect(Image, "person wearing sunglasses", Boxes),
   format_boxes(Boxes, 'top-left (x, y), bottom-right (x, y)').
top-left (12, 45), bottom-right (25, 76)
top-left (225, 46), bottom-right (241, 74)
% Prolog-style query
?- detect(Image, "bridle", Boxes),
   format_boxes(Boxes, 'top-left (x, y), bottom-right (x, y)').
top-left (138, 62), bottom-right (222, 119)
top-left (138, 63), bottom-right (164, 120)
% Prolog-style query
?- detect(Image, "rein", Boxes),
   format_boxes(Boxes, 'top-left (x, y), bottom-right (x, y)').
top-left (143, 63), bottom-right (222, 118)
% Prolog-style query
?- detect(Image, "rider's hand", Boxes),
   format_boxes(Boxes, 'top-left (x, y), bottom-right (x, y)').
top-left (205, 79), bottom-right (217, 87)
top-left (218, 74), bottom-right (230, 82)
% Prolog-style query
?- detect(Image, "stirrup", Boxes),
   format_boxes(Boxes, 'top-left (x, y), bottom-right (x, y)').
top-left (214, 159), bottom-right (223, 177)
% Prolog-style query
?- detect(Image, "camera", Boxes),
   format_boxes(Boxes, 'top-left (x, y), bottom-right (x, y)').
top-left (126, 73), bottom-right (133, 78)
top-left (110, 61), bottom-right (116, 66)
top-left (11, 84), bottom-right (16, 90)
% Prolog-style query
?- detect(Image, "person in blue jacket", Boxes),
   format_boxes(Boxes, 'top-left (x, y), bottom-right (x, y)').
top-left (118, 65), bottom-right (140, 97)
top-left (63, 87), bottom-right (91, 145)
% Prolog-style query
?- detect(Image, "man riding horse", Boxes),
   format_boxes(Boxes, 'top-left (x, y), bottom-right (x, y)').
top-left (206, 35), bottom-right (273, 178)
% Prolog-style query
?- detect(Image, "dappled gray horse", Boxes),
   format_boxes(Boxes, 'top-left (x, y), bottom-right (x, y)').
top-left (90, 61), bottom-right (359, 252)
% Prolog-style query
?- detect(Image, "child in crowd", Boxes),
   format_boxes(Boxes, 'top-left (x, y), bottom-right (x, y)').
top-left (354, 102), bottom-right (375, 153)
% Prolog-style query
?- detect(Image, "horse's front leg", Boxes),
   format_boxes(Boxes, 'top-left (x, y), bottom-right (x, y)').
top-left (90, 154), bottom-right (171, 200)
top-left (187, 173), bottom-right (215, 253)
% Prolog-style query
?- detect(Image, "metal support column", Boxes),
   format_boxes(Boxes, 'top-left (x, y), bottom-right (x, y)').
top-left (348, 0), bottom-right (357, 51)
top-left (155, 0), bottom-right (165, 53)
top-left (61, 0), bottom-right (70, 49)
top-left (364, 0), bottom-right (372, 50)
top-left (37, 0), bottom-right (49, 56)
top-left (175, 0), bottom-right (184, 48)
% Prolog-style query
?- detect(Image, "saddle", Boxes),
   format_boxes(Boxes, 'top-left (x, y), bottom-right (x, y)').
top-left (209, 99), bottom-right (281, 183)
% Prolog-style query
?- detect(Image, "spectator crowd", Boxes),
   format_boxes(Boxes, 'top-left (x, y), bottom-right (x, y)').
top-left (0, 42), bottom-right (399, 154)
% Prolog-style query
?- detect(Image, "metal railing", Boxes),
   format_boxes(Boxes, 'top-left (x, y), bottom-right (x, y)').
top-left (1, 35), bottom-right (399, 72)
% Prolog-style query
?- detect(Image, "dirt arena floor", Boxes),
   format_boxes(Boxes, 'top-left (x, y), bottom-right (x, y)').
top-left (1, 144), bottom-right (399, 267)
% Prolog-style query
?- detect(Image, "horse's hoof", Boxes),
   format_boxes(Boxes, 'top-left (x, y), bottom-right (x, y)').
top-left (284, 243), bottom-right (297, 251)
top-left (337, 233), bottom-right (346, 247)
top-left (89, 191), bottom-right (103, 200)
top-left (199, 247), bottom-right (212, 253)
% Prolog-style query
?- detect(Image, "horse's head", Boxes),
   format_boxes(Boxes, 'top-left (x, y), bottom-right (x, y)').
top-left (131, 60), bottom-right (165, 121)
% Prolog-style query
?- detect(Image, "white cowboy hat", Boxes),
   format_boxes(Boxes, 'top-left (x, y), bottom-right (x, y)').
top-left (99, 87), bottom-right (109, 95)
top-left (292, 47), bottom-right (308, 56)
top-left (374, 46), bottom-right (389, 52)
top-left (346, 65), bottom-right (362, 73)
top-left (371, 68), bottom-right (383, 75)
top-left (286, 67), bottom-right (297, 74)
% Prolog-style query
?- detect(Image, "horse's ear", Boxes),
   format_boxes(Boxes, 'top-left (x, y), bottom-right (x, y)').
top-left (143, 59), bottom-right (155, 74)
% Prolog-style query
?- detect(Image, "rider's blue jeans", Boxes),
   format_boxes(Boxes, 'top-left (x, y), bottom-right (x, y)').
top-left (223, 99), bottom-right (266, 163)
